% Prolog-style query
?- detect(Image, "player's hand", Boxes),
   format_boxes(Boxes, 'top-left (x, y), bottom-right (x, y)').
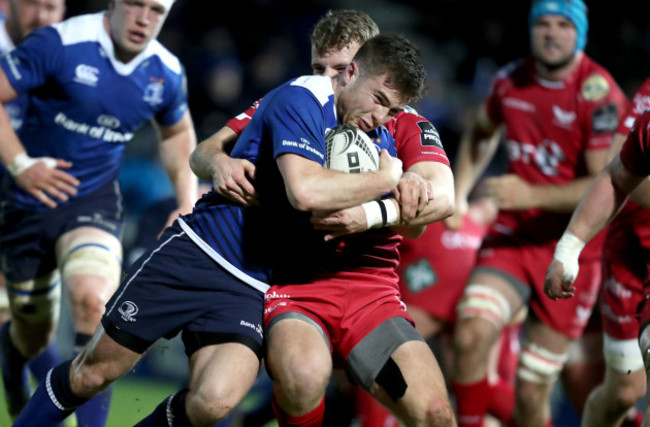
top-left (393, 171), bottom-right (431, 222)
top-left (443, 196), bottom-right (468, 230)
top-left (544, 259), bottom-right (577, 300)
top-left (486, 174), bottom-right (534, 210)
top-left (311, 205), bottom-right (367, 240)
top-left (212, 153), bottom-right (257, 206)
top-left (15, 159), bottom-right (79, 209)
top-left (377, 149), bottom-right (403, 188)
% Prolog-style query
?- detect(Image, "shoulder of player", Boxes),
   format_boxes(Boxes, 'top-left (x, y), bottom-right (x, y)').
top-left (287, 75), bottom-right (333, 106)
top-left (52, 12), bottom-right (182, 76)
top-left (576, 55), bottom-right (625, 100)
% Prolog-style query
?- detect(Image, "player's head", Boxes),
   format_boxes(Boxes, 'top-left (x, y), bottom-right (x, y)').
top-left (529, 0), bottom-right (587, 67)
top-left (310, 10), bottom-right (379, 80)
top-left (336, 33), bottom-right (426, 131)
top-left (106, 0), bottom-right (174, 63)
top-left (8, 0), bottom-right (66, 44)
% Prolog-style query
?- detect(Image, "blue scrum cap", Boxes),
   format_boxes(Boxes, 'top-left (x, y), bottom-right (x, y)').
top-left (529, 0), bottom-right (588, 52)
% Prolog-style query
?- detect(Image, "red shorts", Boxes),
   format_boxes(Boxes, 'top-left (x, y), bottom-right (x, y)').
top-left (600, 258), bottom-right (644, 340)
top-left (475, 234), bottom-right (601, 339)
top-left (397, 221), bottom-right (484, 324)
top-left (264, 268), bottom-right (413, 367)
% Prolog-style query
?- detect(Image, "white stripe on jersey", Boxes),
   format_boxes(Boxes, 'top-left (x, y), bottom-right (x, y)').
top-left (177, 218), bottom-right (270, 294)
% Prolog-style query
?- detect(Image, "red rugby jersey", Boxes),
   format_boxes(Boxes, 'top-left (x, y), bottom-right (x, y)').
top-left (485, 55), bottom-right (628, 258)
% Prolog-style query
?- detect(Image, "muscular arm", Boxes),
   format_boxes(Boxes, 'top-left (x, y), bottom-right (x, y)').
top-left (189, 125), bottom-right (257, 205)
top-left (0, 67), bottom-right (78, 207)
top-left (492, 148), bottom-right (608, 213)
top-left (156, 111), bottom-right (199, 220)
top-left (278, 149), bottom-right (402, 212)
top-left (444, 105), bottom-right (501, 229)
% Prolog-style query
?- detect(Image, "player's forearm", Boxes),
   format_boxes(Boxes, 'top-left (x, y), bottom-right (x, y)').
top-left (566, 170), bottom-right (628, 243)
top-left (454, 127), bottom-right (500, 202)
top-left (403, 162), bottom-right (455, 226)
top-left (290, 169), bottom-right (397, 211)
top-left (0, 105), bottom-right (27, 167)
top-left (189, 126), bottom-right (238, 181)
top-left (160, 127), bottom-right (199, 213)
top-left (525, 176), bottom-right (596, 213)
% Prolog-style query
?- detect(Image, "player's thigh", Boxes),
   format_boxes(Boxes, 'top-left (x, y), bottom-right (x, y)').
top-left (265, 316), bottom-right (332, 384)
top-left (369, 339), bottom-right (448, 418)
top-left (187, 342), bottom-right (261, 407)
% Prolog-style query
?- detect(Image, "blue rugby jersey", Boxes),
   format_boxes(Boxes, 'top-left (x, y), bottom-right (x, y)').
top-left (0, 17), bottom-right (27, 132)
top-left (0, 12), bottom-right (188, 210)
top-left (178, 75), bottom-right (397, 292)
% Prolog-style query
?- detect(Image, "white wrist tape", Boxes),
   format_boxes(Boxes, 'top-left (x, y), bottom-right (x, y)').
top-left (361, 199), bottom-right (399, 229)
top-left (7, 153), bottom-right (57, 177)
top-left (553, 232), bottom-right (585, 283)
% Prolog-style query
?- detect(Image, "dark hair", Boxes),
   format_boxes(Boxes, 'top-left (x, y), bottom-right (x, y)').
top-left (353, 33), bottom-right (427, 104)
top-left (310, 10), bottom-right (380, 56)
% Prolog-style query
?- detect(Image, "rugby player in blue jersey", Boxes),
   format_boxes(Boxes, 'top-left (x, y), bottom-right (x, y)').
top-left (12, 32), bottom-right (427, 427)
top-left (0, 1), bottom-right (69, 418)
top-left (0, 0), bottom-right (198, 424)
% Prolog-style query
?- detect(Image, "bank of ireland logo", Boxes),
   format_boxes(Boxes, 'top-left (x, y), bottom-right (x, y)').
top-left (143, 79), bottom-right (164, 106)
top-left (118, 301), bottom-right (138, 322)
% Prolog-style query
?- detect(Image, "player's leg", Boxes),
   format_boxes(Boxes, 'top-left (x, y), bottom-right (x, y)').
top-left (514, 317), bottom-right (574, 426)
top-left (1, 270), bottom-right (61, 418)
top-left (350, 318), bottom-right (455, 426)
top-left (265, 316), bottom-right (333, 426)
top-left (55, 225), bottom-right (123, 427)
top-left (581, 252), bottom-right (647, 427)
top-left (354, 306), bottom-right (446, 427)
top-left (452, 269), bottom-right (526, 426)
top-left (12, 324), bottom-right (141, 426)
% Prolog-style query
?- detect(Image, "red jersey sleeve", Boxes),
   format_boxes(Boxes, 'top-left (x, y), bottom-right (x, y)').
top-left (225, 98), bottom-right (262, 135)
top-left (617, 77), bottom-right (650, 135)
top-left (387, 110), bottom-right (450, 170)
top-left (620, 111), bottom-right (650, 177)
top-left (580, 68), bottom-right (629, 150)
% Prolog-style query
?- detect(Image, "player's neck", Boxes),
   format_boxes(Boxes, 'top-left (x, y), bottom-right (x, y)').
top-left (535, 51), bottom-right (582, 82)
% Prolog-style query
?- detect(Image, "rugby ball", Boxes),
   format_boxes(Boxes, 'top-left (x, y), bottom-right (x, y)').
top-left (324, 125), bottom-right (379, 173)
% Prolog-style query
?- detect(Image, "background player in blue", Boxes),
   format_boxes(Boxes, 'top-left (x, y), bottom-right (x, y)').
top-left (0, 0), bottom-right (70, 421)
top-left (12, 33), bottom-right (427, 427)
top-left (0, 0), bottom-right (198, 424)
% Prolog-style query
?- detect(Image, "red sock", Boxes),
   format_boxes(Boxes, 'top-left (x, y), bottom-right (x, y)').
top-left (452, 378), bottom-right (489, 427)
top-left (354, 387), bottom-right (399, 427)
top-left (271, 394), bottom-right (325, 427)
top-left (487, 378), bottom-right (515, 425)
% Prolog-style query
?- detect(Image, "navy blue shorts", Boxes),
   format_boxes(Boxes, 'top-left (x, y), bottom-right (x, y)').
top-left (0, 180), bottom-right (123, 282)
top-left (102, 224), bottom-right (265, 359)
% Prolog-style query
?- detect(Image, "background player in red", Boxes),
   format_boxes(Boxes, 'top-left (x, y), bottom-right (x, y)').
top-left (545, 108), bottom-right (650, 426)
top-left (575, 77), bottom-right (650, 427)
top-left (447, 1), bottom-right (628, 425)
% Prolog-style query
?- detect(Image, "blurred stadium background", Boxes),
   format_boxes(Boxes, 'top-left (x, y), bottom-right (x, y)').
top-left (2, 0), bottom-right (649, 425)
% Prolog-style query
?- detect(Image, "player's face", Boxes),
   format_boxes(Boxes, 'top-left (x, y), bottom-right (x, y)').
top-left (311, 41), bottom-right (362, 81)
top-left (14, 0), bottom-right (65, 40)
top-left (106, 0), bottom-right (169, 62)
top-left (336, 66), bottom-right (404, 132)
top-left (531, 15), bottom-right (577, 68)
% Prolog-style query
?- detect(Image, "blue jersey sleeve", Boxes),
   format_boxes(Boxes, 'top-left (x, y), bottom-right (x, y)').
top-left (0, 27), bottom-right (64, 94)
top-left (265, 86), bottom-right (328, 165)
top-left (154, 65), bottom-right (189, 127)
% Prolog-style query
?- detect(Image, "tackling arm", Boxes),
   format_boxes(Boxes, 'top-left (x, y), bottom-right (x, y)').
top-left (189, 125), bottom-right (258, 205)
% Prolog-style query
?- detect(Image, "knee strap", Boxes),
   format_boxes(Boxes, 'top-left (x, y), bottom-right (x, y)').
top-left (59, 235), bottom-right (122, 286)
top-left (7, 271), bottom-right (61, 324)
top-left (518, 341), bottom-right (568, 384)
top-left (456, 284), bottom-right (512, 329)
